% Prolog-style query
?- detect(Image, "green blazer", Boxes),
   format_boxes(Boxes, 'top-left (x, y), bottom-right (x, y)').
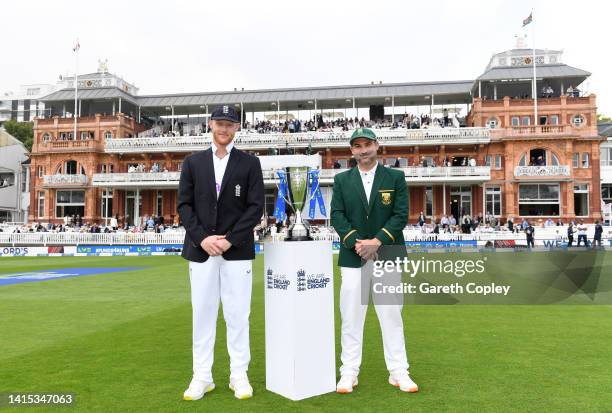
top-left (331, 164), bottom-right (408, 268)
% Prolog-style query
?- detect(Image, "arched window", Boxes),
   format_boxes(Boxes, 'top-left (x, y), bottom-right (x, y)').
top-left (65, 160), bottom-right (78, 175)
top-left (550, 153), bottom-right (560, 166)
top-left (104, 131), bottom-right (113, 140)
top-left (519, 149), bottom-right (560, 166)
top-left (42, 133), bottom-right (51, 142)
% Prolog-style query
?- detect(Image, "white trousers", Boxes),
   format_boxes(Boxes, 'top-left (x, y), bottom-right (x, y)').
top-left (189, 256), bottom-right (252, 382)
top-left (339, 264), bottom-right (409, 377)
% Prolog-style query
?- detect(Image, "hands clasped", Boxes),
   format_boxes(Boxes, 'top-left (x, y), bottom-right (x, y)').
top-left (355, 238), bottom-right (382, 261)
top-left (200, 235), bottom-right (232, 256)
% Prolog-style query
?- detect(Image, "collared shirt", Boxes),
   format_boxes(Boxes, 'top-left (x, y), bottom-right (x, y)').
top-left (211, 140), bottom-right (235, 199)
top-left (358, 163), bottom-right (377, 203)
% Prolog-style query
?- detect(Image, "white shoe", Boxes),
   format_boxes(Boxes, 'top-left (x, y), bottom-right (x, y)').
top-left (229, 376), bottom-right (253, 399)
top-left (336, 375), bottom-right (358, 393)
top-left (389, 372), bottom-right (418, 393)
top-left (183, 379), bottom-right (215, 400)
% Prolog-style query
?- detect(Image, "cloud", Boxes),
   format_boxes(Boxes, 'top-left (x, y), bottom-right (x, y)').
top-left (1, 0), bottom-right (610, 114)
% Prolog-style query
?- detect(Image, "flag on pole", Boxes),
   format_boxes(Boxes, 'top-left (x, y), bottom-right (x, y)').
top-left (73, 39), bottom-right (80, 52)
top-left (522, 12), bottom-right (533, 27)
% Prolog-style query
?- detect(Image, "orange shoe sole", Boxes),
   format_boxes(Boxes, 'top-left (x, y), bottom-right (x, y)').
top-left (390, 380), bottom-right (418, 393)
top-left (336, 381), bottom-right (358, 394)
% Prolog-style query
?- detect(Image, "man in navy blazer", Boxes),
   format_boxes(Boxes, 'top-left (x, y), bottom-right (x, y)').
top-left (178, 105), bottom-right (264, 401)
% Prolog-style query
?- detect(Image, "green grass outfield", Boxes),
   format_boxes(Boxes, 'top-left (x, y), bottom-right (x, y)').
top-left (1, 254), bottom-right (611, 413)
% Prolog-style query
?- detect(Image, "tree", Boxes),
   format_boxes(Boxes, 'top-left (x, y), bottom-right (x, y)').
top-left (2, 120), bottom-right (33, 152)
top-left (597, 113), bottom-right (612, 123)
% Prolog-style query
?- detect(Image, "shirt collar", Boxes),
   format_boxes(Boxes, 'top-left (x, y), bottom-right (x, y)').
top-left (358, 163), bottom-right (377, 175)
top-left (211, 140), bottom-right (234, 158)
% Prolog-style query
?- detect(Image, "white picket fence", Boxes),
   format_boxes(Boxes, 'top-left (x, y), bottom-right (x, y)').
top-left (1, 226), bottom-right (611, 246)
top-left (0, 231), bottom-right (186, 246)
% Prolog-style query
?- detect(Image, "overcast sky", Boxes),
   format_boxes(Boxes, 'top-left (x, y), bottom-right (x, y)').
top-left (3, 0), bottom-right (610, 115)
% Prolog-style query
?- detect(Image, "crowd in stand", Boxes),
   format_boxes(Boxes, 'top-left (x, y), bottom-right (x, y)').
top-left (332, 155), bottom-right (480, 169)
top-left (127, 162), bottom-right (169, 173)
top-left (5, 214), bottom-right (184, 235)
top-left (415, 211), bottom-right (605, 247)
top-left (1, 212), bottom-right (607, 248)
top-left (483, 84), bottom-right (583, 101)
top-left (137, 112), bottom-right (463, 138)
top-left (0, 178), bottom-right (12, 187)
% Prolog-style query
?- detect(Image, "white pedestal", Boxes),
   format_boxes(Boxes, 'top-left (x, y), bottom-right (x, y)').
top-left (264, 241), bottom-right (336, 400)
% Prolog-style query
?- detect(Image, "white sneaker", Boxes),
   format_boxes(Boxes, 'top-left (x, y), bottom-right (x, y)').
top-left (389, 372), bottom-right (418, 393)
top-left (183, 379), bottom-right (215, 401)
top-left (336, 375), bottom-right (358, 393)
top-left (229, 376), bottom-right (253, 399)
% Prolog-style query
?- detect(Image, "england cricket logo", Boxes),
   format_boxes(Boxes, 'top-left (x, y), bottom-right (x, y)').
top-left (266, 268), bottom-right (290, 290)
top-left (297, 269), bottom-right (331, 292)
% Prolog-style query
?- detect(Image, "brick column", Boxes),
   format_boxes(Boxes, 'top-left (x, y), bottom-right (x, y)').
top-left (591, 140), bottom-right (603, 221)
top-left (503, 142), bottom-right (517, 218)
top-left (565, 182), bottom-right (575, 222)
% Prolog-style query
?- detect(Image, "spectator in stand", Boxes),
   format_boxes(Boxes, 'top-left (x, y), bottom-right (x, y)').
top-left (546, 86), bottom-right (554, 98)
top-left (576, 220), bottom-right (588, 247)
top-left (418, 212), bottom-right (426, 227)
top-left (506, 217), bottom-right (514, 232)
top-left (525, 221), bottom-right (535, 248)
top-left (440, 215), bottom-right (449, 229)
top-left (110, 214), bottom-right (118, 231)
top-left (567, 222), bottom-right (575, 247)
top-left (592, 220), bottom-right (603, 248)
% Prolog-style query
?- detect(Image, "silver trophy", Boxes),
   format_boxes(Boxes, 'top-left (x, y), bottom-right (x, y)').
top-left (276, 166), bottom-right (319, 241)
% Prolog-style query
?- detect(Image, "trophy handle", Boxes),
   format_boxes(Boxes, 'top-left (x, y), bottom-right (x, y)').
top-left (306, 171), bottom-right (321, 203)
top-left (274, 170), bottom-right (296, 213)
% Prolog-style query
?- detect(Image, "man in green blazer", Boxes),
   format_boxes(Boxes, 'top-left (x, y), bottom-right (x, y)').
top-left (331, 128), bottom-right (418, 394)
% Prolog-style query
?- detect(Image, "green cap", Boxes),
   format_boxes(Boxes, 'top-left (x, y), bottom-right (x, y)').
top-left (349, 127), bottom-right (377, 145)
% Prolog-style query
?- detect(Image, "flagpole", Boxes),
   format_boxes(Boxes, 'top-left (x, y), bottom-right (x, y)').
top-left (530, 10), bottom-right (537, 126)
top-left (74, 40), bottom-right (79, 141)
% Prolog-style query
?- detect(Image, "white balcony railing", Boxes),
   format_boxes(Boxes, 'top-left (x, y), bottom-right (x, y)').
top-left (42, 174), bottom-right (89, 186)
top-left (92, 172), bottom-right (181, 186)
top-left (93, 166), bottom-right (491, 187)
top-left (505, 125), bottom-right (569, 136)
top-left (514, 166), bottom-right (571, 177)
top-left (104, 128), bottom-right (491, 153)
top-left (403, 166), bottom-right (490, 178)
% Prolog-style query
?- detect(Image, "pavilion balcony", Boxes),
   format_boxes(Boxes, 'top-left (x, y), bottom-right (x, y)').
top-left (42, 174), bottom-right (89, 187)
top-left (92, 166), bottom-right (491, 188)
top-left (103, 127), bottom-right (492, 153)
top-left (514, 165), bottom-right (571, 178)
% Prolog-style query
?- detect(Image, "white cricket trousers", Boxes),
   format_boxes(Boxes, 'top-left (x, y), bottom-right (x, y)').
top-left (339, 263), bottom-right (409, 377)
top-left (189, 256), bottom-right (252, 382)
